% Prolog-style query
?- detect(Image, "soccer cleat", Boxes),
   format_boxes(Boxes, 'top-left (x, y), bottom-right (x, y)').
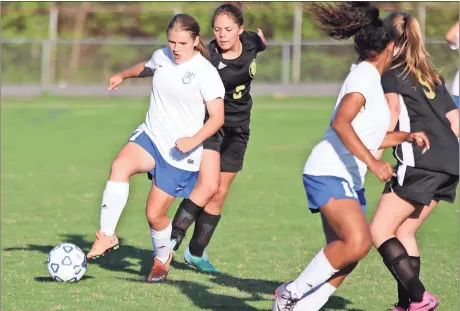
top-left (146, 249), bottom-right (173, 282)
top-left (184, 245), bottom-right (219, 274)
top-left (272, 282), bottom-right (299, 311)
top-left (86, 231), bottom-right (119, 259)
top-left (408, 291), bottom-right (438, 311)
top-left (387, 305), bottom-right (407, 311)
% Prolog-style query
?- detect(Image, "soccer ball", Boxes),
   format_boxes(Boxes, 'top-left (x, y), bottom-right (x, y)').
top-left (46, 243), bottom-right (87, 282)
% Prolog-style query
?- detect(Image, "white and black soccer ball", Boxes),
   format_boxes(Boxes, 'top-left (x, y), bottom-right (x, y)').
top-left (46, 243), bottom-right (87, 282)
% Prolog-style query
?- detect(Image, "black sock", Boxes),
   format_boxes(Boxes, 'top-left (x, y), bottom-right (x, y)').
top-left (394, 256), bottom-right (421, 308)
top-left (188, 211), bottom-right (221, 257)
top-left (171, 199), bottom-right (203, 241)
top-left (378, 238), bottom-right (425, 303)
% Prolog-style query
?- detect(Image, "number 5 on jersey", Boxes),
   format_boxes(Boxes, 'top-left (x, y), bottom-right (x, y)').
top-left (233, 85), bottom-right (246, 100)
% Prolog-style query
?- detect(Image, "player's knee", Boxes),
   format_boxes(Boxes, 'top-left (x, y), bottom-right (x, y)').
top-left (196, 181), bottom-right (219, 203)
top-left (146, 208), bottom-right (163, 227)
top-left (395, 226), bottom-right (416, 241)
top-left (110, 157), bottom-right (134, 180)
top-left (214, 186), bottom-right (229, 204)
top-left (345, 231), bottom-right (372, 261)
top-left (369, 221), bottom-right (384, 243)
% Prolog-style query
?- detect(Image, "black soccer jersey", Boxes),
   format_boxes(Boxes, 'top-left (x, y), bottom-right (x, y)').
top-left (382, 65), bottom-right (459, 176)
top-left (207, 31), bottom-right (266, 127)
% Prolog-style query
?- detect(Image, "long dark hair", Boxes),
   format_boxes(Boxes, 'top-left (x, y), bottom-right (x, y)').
top-left (212, 2), bottom-right (244, 27)
top-left (167, 14), bottom-right (208, 58)
top-left (307, 2), bottom-right (393, 61)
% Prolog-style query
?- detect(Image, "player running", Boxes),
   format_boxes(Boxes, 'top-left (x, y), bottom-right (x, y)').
top-left (272, 3), bottom-right (429, 311)
top-left (370, 12), bottom-right (459, 311)
top-left (86, 14), bottom-right (225, 282)
top-left (169, 2), bottom-right (266, 274)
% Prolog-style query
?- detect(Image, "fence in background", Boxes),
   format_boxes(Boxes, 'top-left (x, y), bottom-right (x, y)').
top-left (1, 38), bottom-right (458, 97)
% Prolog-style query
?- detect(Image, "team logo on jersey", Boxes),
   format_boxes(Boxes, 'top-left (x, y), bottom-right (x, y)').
top-left (249, 59), bottom-right (257, 78)
top-left (182, 71), bottom-right (195, 84)
top-left (418, 72), bottom-right (436, 100)
top-left (218, 62), bottom-right (227, 70)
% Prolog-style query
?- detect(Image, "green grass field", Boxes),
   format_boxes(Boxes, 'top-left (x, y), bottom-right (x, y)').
top-left (2, 95), bottom-right (458, 311)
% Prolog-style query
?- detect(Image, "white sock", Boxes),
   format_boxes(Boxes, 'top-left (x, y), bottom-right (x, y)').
top-left (287, 248), bottom-right (339, 298)
top-left (100, 181), bottom-right (129, 236)
top-left (150, 222), bottom-right (172, 264)
top-left (293, 282), bottom-right (337, 311)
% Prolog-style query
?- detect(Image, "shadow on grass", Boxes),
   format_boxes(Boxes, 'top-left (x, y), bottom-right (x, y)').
top-left (5, 233), bottom-right (365, 310)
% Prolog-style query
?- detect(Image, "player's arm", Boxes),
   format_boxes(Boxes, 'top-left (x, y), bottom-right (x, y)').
top-left (175, 98), bottom-right (224, 153)
top-left (445, 22), bottom-right (459, 47)
top-left (331, 93), bottom-right (393, 181)
top-left (379, 131), bottom-right (430, 153)
top-left (257, 28), bottom-right (267, 46)
top-left (108, 61), bottom-right (155, 91)
top-left (194, 98), bottom-right (225, 144)
top-left (374, 93), bottom-right (402, 159)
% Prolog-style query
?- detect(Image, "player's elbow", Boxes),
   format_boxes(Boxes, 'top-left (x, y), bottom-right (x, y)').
top-left (331, 117), bottom-right (348, 134)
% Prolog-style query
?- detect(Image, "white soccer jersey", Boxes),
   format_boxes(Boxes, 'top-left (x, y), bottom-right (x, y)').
top-left (450, 31), bottom-right (459, 96)
top-left (303, 61), bottom-right (390, 190)
top-left (139, 47), bottom-right (225, 171)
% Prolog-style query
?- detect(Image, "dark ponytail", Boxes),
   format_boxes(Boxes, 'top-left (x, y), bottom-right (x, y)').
top-left (307, 2), bottom-right (393, 60)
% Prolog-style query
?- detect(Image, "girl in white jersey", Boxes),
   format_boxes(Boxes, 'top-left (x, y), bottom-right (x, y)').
top-left (86, 14), bottom-right (225, 282)
top-left (273, 3), bottom-right (429, 311)
top-left (445, 21), bottom-right (459, 108)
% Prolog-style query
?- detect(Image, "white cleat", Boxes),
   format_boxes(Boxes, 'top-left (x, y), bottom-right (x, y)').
top-left (273, 282), bottom-right (299, 311)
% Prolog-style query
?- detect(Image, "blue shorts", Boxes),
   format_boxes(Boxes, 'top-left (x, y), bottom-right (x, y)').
top-left (453, 95), bottom-right (459, 108)
top-left (129, 129), bottom-right (198, 198)
top-left (303, 174), bottom-right (367, 213)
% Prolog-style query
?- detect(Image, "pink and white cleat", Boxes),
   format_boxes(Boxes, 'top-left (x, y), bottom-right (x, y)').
top-left (408, 291), bottom-right (438, 311)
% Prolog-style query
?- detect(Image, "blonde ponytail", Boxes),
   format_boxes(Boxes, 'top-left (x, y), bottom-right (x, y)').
top-left (388, 12), bottom-right (440, 90)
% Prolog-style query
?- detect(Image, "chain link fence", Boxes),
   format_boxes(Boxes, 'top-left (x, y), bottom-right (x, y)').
top-left (1, 38), bottom-right (458, 97)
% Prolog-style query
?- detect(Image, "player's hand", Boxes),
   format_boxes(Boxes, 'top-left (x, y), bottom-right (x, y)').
top-left (406, 132), bottom-right (430, 154)
top-left (256, 28), bottom-right (266, 45)
top-left (368, 159), bottom-right (394, 182)
top-left (108, 74), bottom-right (124, 91)
top-left (175, 137), bottom-right (198, 153)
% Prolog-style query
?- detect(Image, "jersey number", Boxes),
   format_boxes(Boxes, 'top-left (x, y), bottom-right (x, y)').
top-left (341, 181), bottom-right (356, 198)
top-left (233, 85), bottom-right (246, 100)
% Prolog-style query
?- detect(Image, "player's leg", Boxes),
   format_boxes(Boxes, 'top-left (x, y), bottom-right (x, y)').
top-left (370, 193), bottom-right (437, 310)
top-left (184, 125), bottom-right (249, 273)
top-left (293, 213), bottom-right (360, 311)
top-left (388, 201), bottom-right (437, 310)
top-left (170, 148), bottom-right (220, 250)
top-left (274, 176), bottom-right (372, 311)
top-left (87, 129), bottom-right (156, 259)
top-left (184, 171), bottom-right (236, 273)
top-left (146, 153), bottom-right (199, 282)
top-left (370, 166), bottom-right (447, 310)
top-left (170, 131), bottom-right (222, 251)
top-left (145, 183), bottom-right (175, 282)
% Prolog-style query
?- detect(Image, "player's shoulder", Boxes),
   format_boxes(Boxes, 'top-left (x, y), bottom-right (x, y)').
top-left (241, 31), bottom-right (260, 48)
top-left (151, 47), bottom-right (173, 63)
top-left (194, 53), bottom-right (220, 75)
top-left (347, 62), bottom-right (379, 85)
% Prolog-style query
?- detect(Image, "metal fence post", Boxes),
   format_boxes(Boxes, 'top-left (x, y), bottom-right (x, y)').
top-left (292, 5), bottom-right (302, 84)
top-left (282, 42), bottom-right (290, 85)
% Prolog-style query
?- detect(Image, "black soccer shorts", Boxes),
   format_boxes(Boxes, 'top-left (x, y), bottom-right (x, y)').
top-left (383, 162), bottom-right (459, 206)
top-left (203, 124), bottom-right (250, 173)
